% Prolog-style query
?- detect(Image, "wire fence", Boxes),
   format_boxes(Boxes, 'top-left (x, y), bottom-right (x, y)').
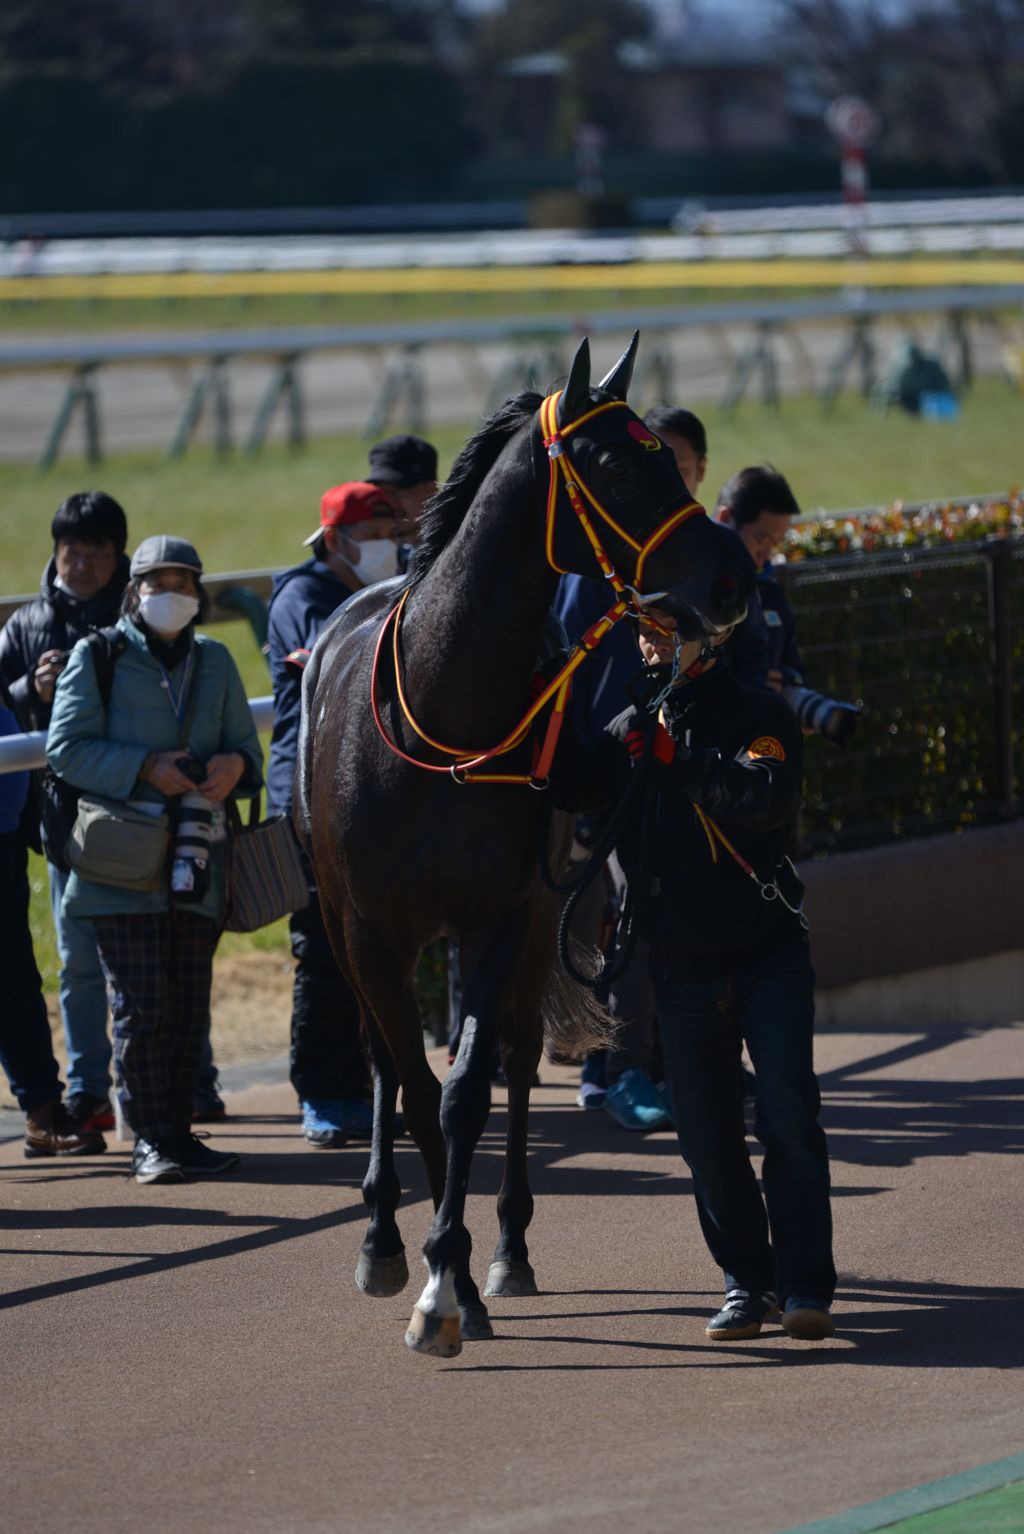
top-left (786, 539), bottom-right (1021, 853)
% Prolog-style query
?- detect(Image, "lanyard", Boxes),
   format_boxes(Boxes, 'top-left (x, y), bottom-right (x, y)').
top-left (158, 652), bottom-right (193, 724)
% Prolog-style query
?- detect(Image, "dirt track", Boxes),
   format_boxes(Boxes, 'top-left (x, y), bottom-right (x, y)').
top-left (1, 1020), bottom-right (1022, 1534)
top-left (0, 319), bottom-right (1011, 463)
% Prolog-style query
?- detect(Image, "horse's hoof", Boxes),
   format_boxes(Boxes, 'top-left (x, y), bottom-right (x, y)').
top-left (355, 1249), bottom-right (409, 1298)
top-left (484, 1259), bottom-right (538, 1297)
top-left (459, 1303), bottom-right (495, 1341)
top-left (405, 1307), bottom-right (462, 1358)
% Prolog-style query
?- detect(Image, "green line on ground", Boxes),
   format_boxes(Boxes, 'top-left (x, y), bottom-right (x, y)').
top-left (880, 1480), bottom-right (1024, 1532)
top-left (775, 1454), bottom-right (1024, 1534)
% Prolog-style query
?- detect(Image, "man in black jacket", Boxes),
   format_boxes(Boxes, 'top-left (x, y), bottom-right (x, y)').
top-left (0, 492), bottom-right (129, 1131)
top-left (562, 541), bottom-right (836, 1342)
top-left (267, 481), bottom-right (410, 1147)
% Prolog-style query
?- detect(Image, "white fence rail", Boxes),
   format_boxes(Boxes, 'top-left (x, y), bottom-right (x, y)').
top-left (0, 695), bottom-right (275, 775)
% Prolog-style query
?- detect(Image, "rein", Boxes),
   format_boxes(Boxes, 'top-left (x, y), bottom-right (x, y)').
top-left (369, 389), bottom-right (704, 788)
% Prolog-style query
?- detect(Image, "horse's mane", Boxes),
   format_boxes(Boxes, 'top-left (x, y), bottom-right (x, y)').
top-left (404, 391), bottom-right (543, 585)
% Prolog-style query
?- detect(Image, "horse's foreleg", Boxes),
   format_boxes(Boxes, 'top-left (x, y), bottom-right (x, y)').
top-left (355, 1015), bottom-right (409, 1298)
top-left (406, 1006), bottom-right (498, 1357)
top-left (486, 1025), bottom-right (542, 1298)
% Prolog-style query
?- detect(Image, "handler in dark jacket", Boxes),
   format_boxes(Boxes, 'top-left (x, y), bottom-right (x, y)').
top-left (267, 480), bottom-right (409, 1147)
top-left (560, 541), bottom-right (836, 1343)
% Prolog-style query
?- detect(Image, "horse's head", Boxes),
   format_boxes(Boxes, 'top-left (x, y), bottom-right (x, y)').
top-left (544, 334), bottom-right (754, 639)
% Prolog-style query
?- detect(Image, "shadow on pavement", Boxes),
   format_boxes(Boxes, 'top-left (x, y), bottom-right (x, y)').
top-left (818, 1019), bottom-right (1024, 1169)
top-left (444, 1276), bottom-right (1024, 1373)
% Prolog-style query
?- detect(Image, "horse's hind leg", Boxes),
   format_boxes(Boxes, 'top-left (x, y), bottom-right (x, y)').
top-left (486, 1018), bottom-right (543, 1298)
top-left (355, 1014), bottom-right (409, 1298)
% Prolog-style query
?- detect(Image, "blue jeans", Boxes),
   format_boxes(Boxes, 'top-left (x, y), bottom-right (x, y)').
top-left (655, 939), bottom-right (835, 1306)
top-left (48, 862), bottom-right (218, 1101)
top-left (48, 860), bottom-right (112, 1100)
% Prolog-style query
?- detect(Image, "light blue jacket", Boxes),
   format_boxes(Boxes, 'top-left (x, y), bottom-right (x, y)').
top-left (46, 617), bottom-right (263, 919)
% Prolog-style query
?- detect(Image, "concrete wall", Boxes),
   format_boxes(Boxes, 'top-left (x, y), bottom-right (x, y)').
top-left (800, 821), bottom-right (1024, 1025)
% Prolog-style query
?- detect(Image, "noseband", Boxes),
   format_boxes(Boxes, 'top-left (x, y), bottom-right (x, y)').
top-left (369, 389), bottom-right (705, 787)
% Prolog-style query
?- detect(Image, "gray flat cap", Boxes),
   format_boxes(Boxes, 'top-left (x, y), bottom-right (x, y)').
top-left (130, 535), bottom-right (203, 579)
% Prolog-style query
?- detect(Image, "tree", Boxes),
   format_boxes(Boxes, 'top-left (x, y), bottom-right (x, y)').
top-left (470, 0), bottom-right (652, 155)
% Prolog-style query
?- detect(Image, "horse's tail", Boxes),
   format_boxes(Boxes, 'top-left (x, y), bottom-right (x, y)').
top-left (541, 939), bottom-right (619, 1061)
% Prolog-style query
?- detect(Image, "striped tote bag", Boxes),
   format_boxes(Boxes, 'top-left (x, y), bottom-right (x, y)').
top-left (225, 802), bottom-right (310, 932)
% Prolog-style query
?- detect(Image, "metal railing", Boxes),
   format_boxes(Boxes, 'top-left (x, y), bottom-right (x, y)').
top-left (3, 286), bottom-right (1022, 467)
top-left (0, 695), bottom-right (274, 775)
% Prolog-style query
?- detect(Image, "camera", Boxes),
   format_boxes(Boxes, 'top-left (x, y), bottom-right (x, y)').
top-left (175, 754), bottom-right (207, 785)
top-left (783, 681), bottom-right (861, 747)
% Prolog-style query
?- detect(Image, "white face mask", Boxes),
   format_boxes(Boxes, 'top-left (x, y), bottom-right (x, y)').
top-left (346, 539), bottom-right (397, 586)
top-left (138, 590), bottom-right (200, 637)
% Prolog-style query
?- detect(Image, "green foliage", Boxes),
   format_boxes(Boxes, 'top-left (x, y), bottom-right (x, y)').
top-left (0, 51), bottom-right (465, 212)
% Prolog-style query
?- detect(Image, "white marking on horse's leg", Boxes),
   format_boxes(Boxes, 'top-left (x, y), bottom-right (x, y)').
top-left (415, 1260), bottom-right (459, 1319)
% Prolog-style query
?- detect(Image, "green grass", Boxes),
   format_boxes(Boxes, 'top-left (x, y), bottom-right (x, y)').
top-left (2, 382), bottom-right (1023, 604)
top-left (0, 285), bottom-right (839, 335)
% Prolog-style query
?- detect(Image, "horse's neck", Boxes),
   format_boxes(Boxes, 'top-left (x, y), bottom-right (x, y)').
top-left (404, 438), bottom-right (557, 747)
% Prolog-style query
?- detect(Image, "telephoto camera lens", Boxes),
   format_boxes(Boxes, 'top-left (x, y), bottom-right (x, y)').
top-left (172, 791), bottom-right (214, 901)
top-left (783, 685), bottom-right (861, 748)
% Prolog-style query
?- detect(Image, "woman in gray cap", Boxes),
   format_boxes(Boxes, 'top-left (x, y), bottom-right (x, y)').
top-left (46, 535), bottom-right (263, 1184)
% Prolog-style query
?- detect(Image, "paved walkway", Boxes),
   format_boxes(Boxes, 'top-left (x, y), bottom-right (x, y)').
top-left (2, 1017), bottom-right (1021, 1534)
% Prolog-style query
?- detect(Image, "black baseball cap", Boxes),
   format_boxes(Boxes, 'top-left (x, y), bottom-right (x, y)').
top-left (367, 435), bottom-right (438, 489)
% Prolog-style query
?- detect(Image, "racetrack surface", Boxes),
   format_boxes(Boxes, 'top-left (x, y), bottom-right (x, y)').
top-left (0, 318), bottom-right (1011, 464)
top-left (1, 1019), bottom-right (1021, 1534)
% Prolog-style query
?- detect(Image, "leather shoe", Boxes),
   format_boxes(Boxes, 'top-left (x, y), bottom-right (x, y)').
top-left (24, 1101), bottom-right (106, 1158)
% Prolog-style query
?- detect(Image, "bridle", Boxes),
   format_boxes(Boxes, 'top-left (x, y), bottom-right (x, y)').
top-left (369, 389), bottom-right (705, 787)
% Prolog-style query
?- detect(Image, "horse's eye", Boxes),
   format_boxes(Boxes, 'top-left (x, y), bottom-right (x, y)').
top-left (598, 452), bottom-right (632, 482)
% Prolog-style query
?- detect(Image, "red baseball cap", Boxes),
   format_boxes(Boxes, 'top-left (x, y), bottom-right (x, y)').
top-left (302, 481), bottom-right (395, 546)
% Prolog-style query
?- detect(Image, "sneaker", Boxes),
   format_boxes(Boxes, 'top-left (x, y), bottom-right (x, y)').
top-left (782, 1297), bottom-right (835, 1340)
top-left (132, 1138), bottom-right (184, 1185)
top-left (24, 1101), bottom-right (106, 1158)
top-left (301, 1098), bottom-right (374, 1148)
top-left (605, 1069), bottom-right (673, 1132)
top-left (170, 1133), bottom-right (240, 1175)
top-left (576, 1081), bottom-right (607, 1111)
top-left (706, 1288), bottom-right (780, 1341)
top-left (191, 1085), bottom-right (227, 1123)
top-left (64, 1091), bottom-right (116, 1133)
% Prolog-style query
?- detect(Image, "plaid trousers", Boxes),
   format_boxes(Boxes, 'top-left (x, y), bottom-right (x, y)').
top-left (93, 912), bottom-right (217, 1143)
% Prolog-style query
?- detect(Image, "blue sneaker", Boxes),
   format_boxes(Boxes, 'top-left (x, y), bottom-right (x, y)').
top-left (604, 1069), bottom-right (673, 1132)
top-left (576, 1081), bottom-right (607, 1111)
top-left (301, 1098), bottom-right (374, 1148)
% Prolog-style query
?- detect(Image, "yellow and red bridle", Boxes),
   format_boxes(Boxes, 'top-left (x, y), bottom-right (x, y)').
top-left (369, 388), bottom-right (707, 785)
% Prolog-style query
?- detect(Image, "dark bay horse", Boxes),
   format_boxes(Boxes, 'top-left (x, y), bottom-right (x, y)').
top-left (297, 334), bottom-right (752, 1356)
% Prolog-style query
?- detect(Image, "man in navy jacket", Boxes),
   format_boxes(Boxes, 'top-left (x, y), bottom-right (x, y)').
top-left (267, 481), bottom-right (409, 1146)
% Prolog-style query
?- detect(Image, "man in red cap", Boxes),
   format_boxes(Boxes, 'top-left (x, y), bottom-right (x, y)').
top-left (267, 482), bottom-right (408, 1147)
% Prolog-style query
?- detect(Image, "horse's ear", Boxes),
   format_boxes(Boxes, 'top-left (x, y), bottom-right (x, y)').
top-left (598, 330), bottom-right (639, 401)
top-left (558, 337), bottom-right (592, 425)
